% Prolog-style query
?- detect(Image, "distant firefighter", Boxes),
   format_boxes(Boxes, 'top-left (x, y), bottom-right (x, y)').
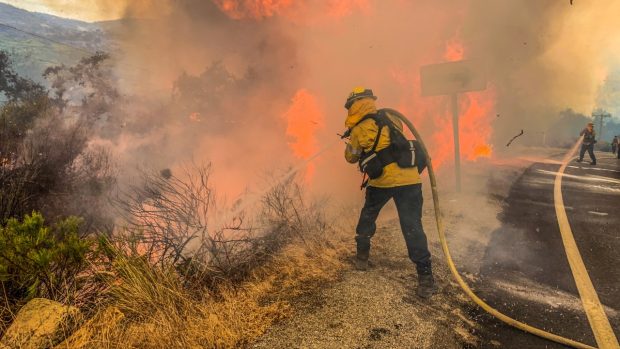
top-left (612, 135), bottom-right (618, 154)
top-left (576, 122), bottom-right (596, 165)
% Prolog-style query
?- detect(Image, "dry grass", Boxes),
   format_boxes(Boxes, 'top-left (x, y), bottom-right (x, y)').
top-left (57, 221), bottom-right (349, 349)
top-left (1, 165), bottom-right (353, 348)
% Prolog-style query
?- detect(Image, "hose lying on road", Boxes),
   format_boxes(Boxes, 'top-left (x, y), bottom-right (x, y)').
top-left (385, 108), bottom-right (597, 349)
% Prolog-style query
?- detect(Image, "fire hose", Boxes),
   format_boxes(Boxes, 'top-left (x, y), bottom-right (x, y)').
top-left (383, 108), bottom-right (597, 349)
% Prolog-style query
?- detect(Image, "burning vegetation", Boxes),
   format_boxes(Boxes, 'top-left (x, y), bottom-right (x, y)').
top-left (1, 0), bottom-right (620, 347)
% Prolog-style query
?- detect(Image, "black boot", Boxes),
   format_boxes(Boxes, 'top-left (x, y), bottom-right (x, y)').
top-left (590, 161), bottom-right (596, 165)
top-left (354, 257), bottom-right (368, 271)
top-left (355, 249), bottom-right (369, 271)
top-left (417, 274), bottom-right (437, 298)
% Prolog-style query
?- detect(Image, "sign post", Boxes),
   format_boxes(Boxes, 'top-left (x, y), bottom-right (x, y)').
top-left (420, 60), bottom-right (487, 192)
top-left (451, 93), bottom-right (461, 191)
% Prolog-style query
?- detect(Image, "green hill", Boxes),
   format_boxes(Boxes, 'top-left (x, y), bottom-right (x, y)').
top-left (0, 3), bottom-right (109, 82)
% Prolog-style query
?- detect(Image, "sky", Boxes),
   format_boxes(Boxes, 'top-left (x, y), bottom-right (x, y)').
top-left (0, 0), bottom-right (125, 22)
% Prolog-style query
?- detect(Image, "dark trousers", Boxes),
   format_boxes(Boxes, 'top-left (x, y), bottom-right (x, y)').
top-left (355, 184), bottom-right (432, 275)
top-left (579, 143), bottom-right (596, 163)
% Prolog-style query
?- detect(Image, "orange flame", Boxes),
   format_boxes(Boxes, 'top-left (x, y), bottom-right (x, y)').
top-left (473, 144), bottom-right (492, 157)
top-left (429, 90), bottom-right (495, 169)
top-left (459, 91), bottom-right (495, 161)
top-left (326, 0), bottom-right (371, 18)
top-left (449, 32), bottom-right (494, 164)
top-left (392, 34), bottom-right (495, 170)
top-left (212, 0), bottom-right (293, 19)
top-left (439, 33), bottom-right (495, 165)
top-left (444, 35), bottom-right (464, 61)
top-left (189, 112), bottom-right (202, 122)
top-left (212, 0), bottom-right (370, 20)
top-left (282, 89), bottom-right (324, 181)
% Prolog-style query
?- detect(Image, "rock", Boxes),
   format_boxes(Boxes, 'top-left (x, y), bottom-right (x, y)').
top-left (54, 306), bottom-right (124, 349)
top-left (1, 298), bottom-right (82, 349)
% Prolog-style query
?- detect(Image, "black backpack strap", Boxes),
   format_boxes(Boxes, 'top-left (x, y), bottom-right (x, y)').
top-left (353, 113), bottom-right (375, 127)
top-left (371, 123), bottom-right (384, 153)
top-left (367, 113), bottom-right (397, 166)
top-left (355, 112), bottom-right (399, 183)
top-left (377, 109), bottom-right (406, 138)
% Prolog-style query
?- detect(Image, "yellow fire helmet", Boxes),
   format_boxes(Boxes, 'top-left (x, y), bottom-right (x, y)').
top-left (344, 87), bottom-right (377, 109)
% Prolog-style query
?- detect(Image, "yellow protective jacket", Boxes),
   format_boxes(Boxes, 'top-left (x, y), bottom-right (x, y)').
top-left (344, 98), bottom-right (421, 188)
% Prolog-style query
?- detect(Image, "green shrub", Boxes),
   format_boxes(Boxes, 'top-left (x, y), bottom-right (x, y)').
top-left (0, 212), bottom-right (91, 302)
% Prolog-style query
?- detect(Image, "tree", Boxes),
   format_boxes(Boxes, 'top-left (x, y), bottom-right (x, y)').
top-left (0, 50), bottom-right (116, 230)
top-left (0, 51), bottom-right (46, 102)
top-left (43, 52), bottom-right (119, 121)
top-left (546, 109), bottom-right (591, 147)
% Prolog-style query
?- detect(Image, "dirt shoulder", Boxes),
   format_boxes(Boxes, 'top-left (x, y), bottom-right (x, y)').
top-left (252, 210), bottom-right (480, 349)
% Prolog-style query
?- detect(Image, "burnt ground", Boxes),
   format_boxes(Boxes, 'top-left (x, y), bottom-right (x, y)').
top-left (471, 152), bottom-right (620, 348)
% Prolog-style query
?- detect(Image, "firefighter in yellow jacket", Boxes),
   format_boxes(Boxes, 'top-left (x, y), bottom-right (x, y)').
top-left (343, 87), bottom-right (436, 298)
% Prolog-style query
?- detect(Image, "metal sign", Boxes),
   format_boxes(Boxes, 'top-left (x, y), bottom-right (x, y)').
top-left (420, 59), bottom-right (487, 192)
top-left (420, 60), bottom-right (487, 97)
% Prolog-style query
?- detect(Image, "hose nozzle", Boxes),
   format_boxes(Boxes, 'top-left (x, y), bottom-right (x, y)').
top-left (338, 128), bottom-right (352, 139)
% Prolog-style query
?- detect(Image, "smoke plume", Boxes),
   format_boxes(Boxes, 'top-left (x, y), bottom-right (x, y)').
top-left (84, 0), bottom-right (620, 201)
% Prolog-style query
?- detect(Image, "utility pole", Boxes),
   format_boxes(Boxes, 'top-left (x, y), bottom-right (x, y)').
top-left (592, 110), bottom-right (612, 141)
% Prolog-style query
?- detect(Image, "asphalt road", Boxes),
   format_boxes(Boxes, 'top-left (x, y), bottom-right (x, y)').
top-left (472, 151), bottom-right (620, 348)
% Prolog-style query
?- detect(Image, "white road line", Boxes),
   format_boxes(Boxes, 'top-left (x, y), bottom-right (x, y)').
top-left (588, 211), bottom-right (609, 216)
top-left (567, 165), bottom-right (620, 174)
top-left (516, 156), bottom-right (564, 165)
top-left (538, 169), bottom-right (620, 184)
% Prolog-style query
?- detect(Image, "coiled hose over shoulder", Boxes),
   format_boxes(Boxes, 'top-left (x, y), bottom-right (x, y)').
top-left (384, 108), bottom-right (596, 349)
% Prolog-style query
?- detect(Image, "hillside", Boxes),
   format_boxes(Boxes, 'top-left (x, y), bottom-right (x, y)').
top-left (0, 3), bottom-right (109, 82)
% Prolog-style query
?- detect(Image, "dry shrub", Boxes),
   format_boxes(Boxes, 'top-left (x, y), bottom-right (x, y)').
top-left (113, 165), bottom-right (336, 289)
top-left (64, 168), bottom-right (349, 348)
top-left (114, 163), bottom-right (214, 269)
top-left (62, 231), bottom-right (345, 348)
